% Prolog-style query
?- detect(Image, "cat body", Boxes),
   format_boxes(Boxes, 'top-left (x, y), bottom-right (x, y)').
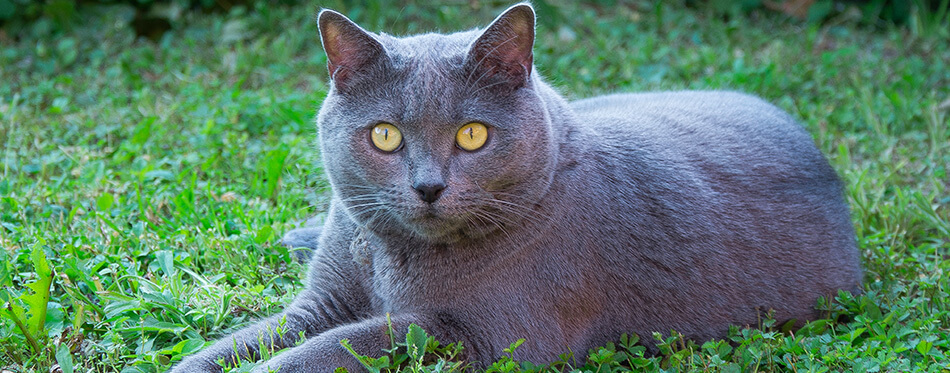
top-left (173, 4), bottom-right (861, 372)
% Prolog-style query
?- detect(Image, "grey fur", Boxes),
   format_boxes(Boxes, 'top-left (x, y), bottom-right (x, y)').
top-left (172, 4), bottom-right (861, 372)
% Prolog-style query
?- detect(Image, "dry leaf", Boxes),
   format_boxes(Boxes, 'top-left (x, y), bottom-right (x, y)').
top-left (938, 98), bottom-right (950, 111)
top-left (764, 0), bottom-right (816, 19)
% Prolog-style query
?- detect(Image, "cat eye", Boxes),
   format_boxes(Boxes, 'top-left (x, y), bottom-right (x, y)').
top-left (456, 122), bottom-right (489, 151)
top-left (371, 123), bottom-right (403, 152)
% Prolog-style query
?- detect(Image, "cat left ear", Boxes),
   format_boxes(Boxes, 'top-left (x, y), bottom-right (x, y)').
top-left (467, 3), bottom-right (535, 90)
top-left (318, 9), bottom-right (386, 88)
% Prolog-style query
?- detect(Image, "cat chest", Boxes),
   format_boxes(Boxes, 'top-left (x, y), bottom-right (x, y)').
top-left (366, 245), bottom-right (551, 311)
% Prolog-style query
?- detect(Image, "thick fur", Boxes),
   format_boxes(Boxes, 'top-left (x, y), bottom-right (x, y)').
top-left (172, 4), bottom-right (861, 372)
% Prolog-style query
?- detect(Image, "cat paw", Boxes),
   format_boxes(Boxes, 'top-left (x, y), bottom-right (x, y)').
top-left (247, 335), bottom-right (365, 373)
top-left (168, 356), bottom-right (224, 373)
top-left (280, 225), bottom-right (322, 262)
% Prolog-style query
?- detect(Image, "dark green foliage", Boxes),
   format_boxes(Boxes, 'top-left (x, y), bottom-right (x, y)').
top-left (1, 0), bottom-right (948, 372)
top-left (4, 1), bottom-right (949, 34)
top-left (680, 0), bottom-right (949, 25)
top-left (0, 0), bottom-right (301, 39)
top-left (339, 320), bottom-right (468, 373)
top-left (340, 299), bottom-right (950, 372)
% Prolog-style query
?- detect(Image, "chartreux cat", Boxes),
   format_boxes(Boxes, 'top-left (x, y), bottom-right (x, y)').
top-left (172, 3), bottom-right (862, 372)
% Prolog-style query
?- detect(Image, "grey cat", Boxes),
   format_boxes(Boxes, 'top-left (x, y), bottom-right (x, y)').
top-left (172, 3), bottom-right (862, 372)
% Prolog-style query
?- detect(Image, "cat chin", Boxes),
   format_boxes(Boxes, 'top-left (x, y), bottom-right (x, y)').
top-left (402, 215), bottom-right (465, 240)
top-left (397, 211), bottom-right (494, 243)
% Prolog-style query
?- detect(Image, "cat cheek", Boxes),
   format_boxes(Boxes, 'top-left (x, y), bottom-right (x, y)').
top-left (338, 142), bottom-right (403, 186)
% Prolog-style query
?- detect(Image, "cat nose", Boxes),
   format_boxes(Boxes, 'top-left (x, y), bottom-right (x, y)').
top-left (413, 182), bottom-right (446, 203)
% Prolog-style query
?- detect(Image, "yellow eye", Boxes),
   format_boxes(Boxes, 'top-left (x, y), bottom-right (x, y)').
top-left (456, 122), bottom-right (488, 151)
top-left (371, 123), bottom-right (402, 152)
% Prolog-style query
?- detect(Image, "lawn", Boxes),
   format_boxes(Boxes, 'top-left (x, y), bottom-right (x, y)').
top-left (1, 1), bottom-right (948, 372)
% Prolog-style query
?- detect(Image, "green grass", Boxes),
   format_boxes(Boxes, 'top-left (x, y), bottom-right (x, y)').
top-left (1, 1), bottom-right (948, 372)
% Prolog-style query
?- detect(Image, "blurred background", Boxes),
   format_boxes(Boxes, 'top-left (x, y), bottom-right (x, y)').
top-left (2, 0), bottom-right (950, 36)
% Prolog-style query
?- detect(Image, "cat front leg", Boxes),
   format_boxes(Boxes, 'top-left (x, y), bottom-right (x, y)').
top-left (171, 208), bottom-right (372, 372)
top-left (169, 292), bottom-right (314, 372)
top-left (249, 313), bottom-right (490, 373)
top-left (169, 289), bottom-right (367, 372)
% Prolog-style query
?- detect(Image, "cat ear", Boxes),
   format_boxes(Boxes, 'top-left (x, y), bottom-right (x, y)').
top-left (318, 9), bottom-right (386, 87)
top-left (467, 3), bottom-right (535, 89)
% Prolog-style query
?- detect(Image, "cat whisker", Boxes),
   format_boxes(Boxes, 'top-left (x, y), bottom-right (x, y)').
top-left (485, 192), bottom-right (545, 211)
top-left (484, 198), bottom-right (546, 227)
top-left (355, 206), bottom-right (396, 235)
top-left (341, 197), bottom-right (381, 205)
top-left (340, 192), bottom-right (385, 203)
top-left (472, 209), bottom-right (513, 243)
top-left (350, 204), bottom-right (384, 218)
top-left (478, 206), bottom-right (531, 231)
top-left (346, 202), bottom-right (389, 212)
top-left (332, 183), bottom-right (378, 188)
top-left (466, 182), bottom-right (547, 228)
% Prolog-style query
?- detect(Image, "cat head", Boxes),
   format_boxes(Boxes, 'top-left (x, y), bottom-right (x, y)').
top-left (316, 4), bottom-right (557, 243)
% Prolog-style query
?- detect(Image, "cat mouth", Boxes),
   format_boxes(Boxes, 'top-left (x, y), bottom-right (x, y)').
top-left (407, 210), bottom-right (453, 228)
top-left (402, 207), bottom-right (469, 240)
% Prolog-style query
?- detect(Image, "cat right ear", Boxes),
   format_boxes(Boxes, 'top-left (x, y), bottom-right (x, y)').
top-left (318, 9), bottom-right (386, 89)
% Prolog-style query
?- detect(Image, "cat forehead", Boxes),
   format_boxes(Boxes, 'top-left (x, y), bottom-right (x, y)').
top-left (325, 28), bottom-right (506, 122)
top-left (377, 30), bottom-right (481, 65)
